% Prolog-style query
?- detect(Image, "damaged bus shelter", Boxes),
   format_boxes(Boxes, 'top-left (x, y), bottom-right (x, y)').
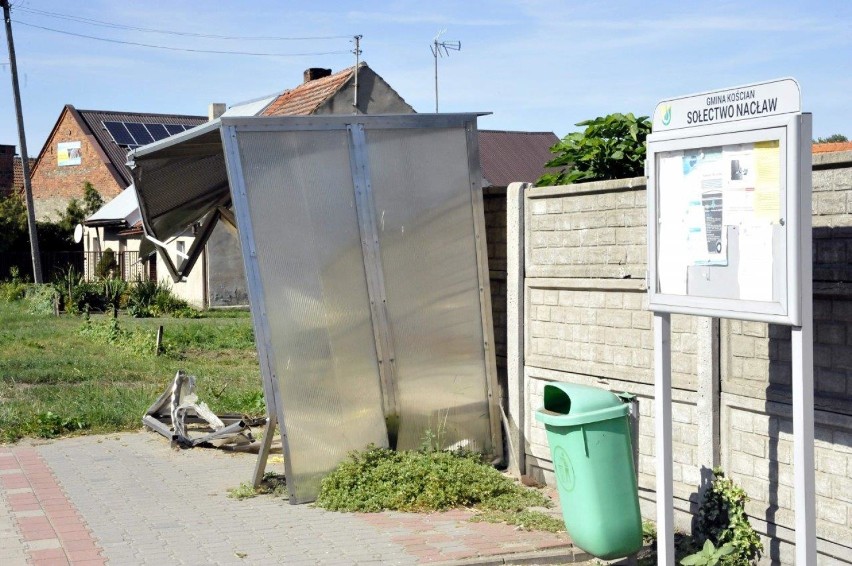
top-left (129, 114), bottom-right (502, 503)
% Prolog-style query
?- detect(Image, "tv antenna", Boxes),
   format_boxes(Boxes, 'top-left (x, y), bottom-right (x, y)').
top-left (430, 30), bottom-right (460, 113)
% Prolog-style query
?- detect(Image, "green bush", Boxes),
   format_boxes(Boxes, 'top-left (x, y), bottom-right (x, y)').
top-left (317, 445), bottom-right (551, 514)
top-left (537, 112), bottom-right (651, 186)
top-left (126, 277), bottom-right (192, 317)
top-left (24, 284), bottom-right (59, 316)
top-left (0, 267), bottom-right (28, 302)
top-left (101, 276), bottom-right (128, 317)
top-left (95, 248), bottom-right (118, 279)
top-left (693, 467), bottom-right (763, 565)
top-left (56, 266), bottom-right (106, 314)
top-left (126, 277), bottom-right (159, 317)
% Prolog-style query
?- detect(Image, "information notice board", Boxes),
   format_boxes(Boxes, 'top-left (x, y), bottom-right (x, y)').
top-left (647, 79), bottom-right (809, 326)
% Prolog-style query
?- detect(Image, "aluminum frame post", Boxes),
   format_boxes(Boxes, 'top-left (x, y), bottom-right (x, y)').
top-left (654, 312), bottom-right (674, 566)
top-left (791, 112), bottom-right (816, 565)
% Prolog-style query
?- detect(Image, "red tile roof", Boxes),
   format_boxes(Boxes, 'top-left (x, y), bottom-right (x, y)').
top-left (262, 65), bottom-right (356, 117)
top-left (478, 130), bottom-right (560, 187)
top-left (813, 141), bottom-right (852, 154)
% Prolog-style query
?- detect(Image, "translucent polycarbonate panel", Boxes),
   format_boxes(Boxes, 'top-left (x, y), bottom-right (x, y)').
top-left (366, 128), bottom-right (492, 453)
top-left (235, 130), bottom-right (387, 503)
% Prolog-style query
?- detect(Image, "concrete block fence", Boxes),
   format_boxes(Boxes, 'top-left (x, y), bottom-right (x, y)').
top-left (503, 152), bottom-right (852, 565)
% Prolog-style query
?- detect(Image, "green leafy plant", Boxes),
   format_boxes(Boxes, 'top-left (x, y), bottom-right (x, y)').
top-left (681, 540), bottom-right (735, 566)
top-left (126, 277), bottom-right (159, 317)
top-left (537, 112), bottom-right (651, 186)
top-left (101, 276), bottom-right (128, 318)
top-left (1, 266), bottom-right (28, 302)
top-left (126, 277), bottom-right (193, 318)
top-left (316, 444), bottom-right (557, 532)
top-left (34, 411), bottom-right (90, 438)
top-left (693, 467), bottom-right (763, 565)
top-left (56, 266), bottom-right (105, 314)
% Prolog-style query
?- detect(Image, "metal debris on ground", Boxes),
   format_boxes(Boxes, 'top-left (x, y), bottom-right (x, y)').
top-left (143, 370), bottom-right (265, 449)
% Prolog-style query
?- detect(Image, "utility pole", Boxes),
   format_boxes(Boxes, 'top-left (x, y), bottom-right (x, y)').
top-left (352, 35), bottom-right (362, 112)
top-left (430, 31), bottom-right (460, 113)
top-left (1, 0), bottom-right (42, 283)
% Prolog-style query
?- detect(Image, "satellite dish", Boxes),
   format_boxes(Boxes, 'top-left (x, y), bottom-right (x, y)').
top-left (73, 223), bottom-right (84, 244)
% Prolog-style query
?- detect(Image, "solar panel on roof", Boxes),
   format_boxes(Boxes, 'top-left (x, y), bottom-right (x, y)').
top-left (145, 123), bottom-right (169, 141)
top-left (125, 122), bottom-right (154, 145)
top-left (103, 121), bottom-right (135, 146)
top-left (164, 124), bottom-right (186, 135)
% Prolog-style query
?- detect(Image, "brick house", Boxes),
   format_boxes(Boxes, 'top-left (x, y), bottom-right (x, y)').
top-left (27, 105), bottom-right (205, 284)
top-left (30, 105), bottom-right (206, 222)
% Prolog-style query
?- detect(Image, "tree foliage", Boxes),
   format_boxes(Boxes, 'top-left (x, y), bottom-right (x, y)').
top-left (56, 182), bottom-right (104, 243)
top-left (82, 181), bottom-right (104, 216)
top-left (537, 112), bottom-right (652, 186)
top-left (0, 180), bottom-right (105, 265)
top-left (814, 134), bottom-right (848, 144)
top-left (0, 194), bottom-right (29, 254)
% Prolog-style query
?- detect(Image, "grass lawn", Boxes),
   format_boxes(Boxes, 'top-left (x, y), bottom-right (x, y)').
top-left (0, 301), bottom-right (262, 443)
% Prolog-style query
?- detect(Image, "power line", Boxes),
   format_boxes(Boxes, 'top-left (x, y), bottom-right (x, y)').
top-left (14, 5), bottom-right (351, 41)
top-left (14, 20), bottom-right (352, 57)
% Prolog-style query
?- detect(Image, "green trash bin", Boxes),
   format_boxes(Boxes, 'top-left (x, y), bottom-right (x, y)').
top-left (535, 382), bottom-right (642, 559)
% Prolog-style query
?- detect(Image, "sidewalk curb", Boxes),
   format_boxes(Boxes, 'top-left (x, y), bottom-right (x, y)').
top-left (432, 546), bottom-right (594, 565)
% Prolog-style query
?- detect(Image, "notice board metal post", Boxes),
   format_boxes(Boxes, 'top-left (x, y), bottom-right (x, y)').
top-left (791, 112), bottom-right (815, 565)
top-left (654, 312), bottom-right (674, 566)
top-left (647, 79), bottom-right (815, 564)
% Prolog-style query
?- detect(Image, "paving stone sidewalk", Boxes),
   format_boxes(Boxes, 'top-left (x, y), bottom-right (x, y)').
top-left (0, 432), bottom-right (586, 565)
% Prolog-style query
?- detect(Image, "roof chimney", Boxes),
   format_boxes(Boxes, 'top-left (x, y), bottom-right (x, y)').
top-left (208, 103), bottom-right (226, 120)
top-left (304, 68), bottom-right (332, 83)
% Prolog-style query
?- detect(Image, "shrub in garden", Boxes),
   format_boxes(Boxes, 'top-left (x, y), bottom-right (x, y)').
top-left (126, 277), bottom-right (196, 317)
top-left (56, 266), bottom-right (105, 313)
top-left (101, 276), bottom-right (128, 317)
top-left (24, 284), bottom-right (60, 315)
top-left (95, 248), bottom-right (118, 278)
top-left (0, 266), bottom-right (28, 302)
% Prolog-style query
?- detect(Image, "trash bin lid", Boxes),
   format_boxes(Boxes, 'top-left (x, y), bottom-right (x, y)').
top-left (535, 382), bottom-right (628, 427)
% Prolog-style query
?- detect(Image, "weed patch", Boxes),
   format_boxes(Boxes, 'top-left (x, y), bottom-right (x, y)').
top-left (78, 316), bottom-right (163, 356)
top-left (315, 445), bottom-right (558, 531)
top-left (25, 285), bottom-right (59, 316)
top-left (470, 509), bottom-right (565, 532)
top-left (228, 473), bottom-right (287, 500)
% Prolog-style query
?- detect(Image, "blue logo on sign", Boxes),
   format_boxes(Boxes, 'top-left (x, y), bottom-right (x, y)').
top-left (661, 105), bottom-right (672, 126)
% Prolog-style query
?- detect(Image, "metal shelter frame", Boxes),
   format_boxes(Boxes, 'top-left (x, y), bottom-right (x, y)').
top-left (128, 113), bottom-right (503, 503)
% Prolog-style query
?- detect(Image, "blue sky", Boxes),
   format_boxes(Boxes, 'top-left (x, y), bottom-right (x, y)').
top-left (1, 0), bottom-right (849, 155)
